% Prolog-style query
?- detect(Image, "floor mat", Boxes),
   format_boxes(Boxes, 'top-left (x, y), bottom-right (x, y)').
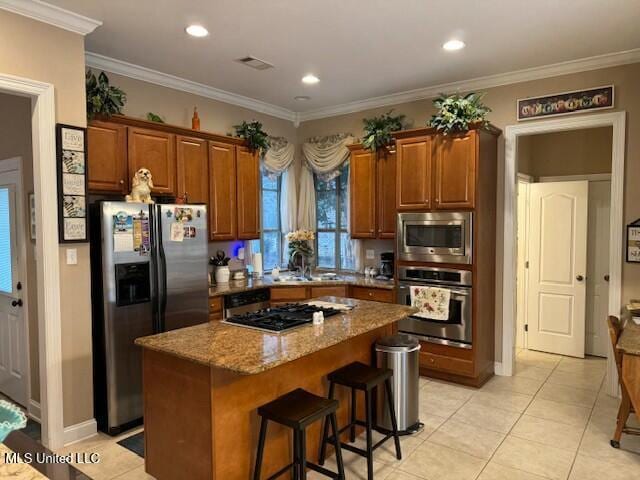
top-left (117, 431), bottom-right (144, 458)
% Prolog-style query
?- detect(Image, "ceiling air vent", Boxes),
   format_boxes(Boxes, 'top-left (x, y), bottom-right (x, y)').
top-left (235, 56), bottom-right (274, 71)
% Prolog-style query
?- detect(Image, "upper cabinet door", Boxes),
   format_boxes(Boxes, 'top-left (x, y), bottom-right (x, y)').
top-left (434, 132), bottom-right (476, 209)
top-left (377, 150), bottom-right (397, 238)
top-left (208, 141), bottom-right (237, 241)
top-left (128, 127), bottom-right (176, 196)
top-left (396, 135), bottom-right (433, 210)
top-left (235, 146), bottom-right (260, 240)
top-left (176, 135), bottom-right (209, 204)
top-left (87, 121), bottom-right (128, 194)
top-left (349, 148), bottom-right (376, 238)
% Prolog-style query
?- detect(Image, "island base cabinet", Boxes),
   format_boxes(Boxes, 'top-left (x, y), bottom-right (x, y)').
top-left (141, 325), bottom-right (393, 480)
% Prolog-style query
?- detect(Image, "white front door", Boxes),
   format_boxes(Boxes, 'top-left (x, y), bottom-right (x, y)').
top-left (585, 180), bottom-right (611, 357)
top-left (527, 181), bottom-right (589, 358)
top-left (0, 161), bottom-right (28, 406)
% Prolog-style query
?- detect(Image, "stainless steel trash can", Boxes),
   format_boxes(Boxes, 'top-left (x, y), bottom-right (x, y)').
top-left (376, 334), bottom-right (422, 434)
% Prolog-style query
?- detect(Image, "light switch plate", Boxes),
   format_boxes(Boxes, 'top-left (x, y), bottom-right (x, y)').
top-left (366, 249), bottom-right (375, 260)
top-left (66, 248), bottom-right (77, 265)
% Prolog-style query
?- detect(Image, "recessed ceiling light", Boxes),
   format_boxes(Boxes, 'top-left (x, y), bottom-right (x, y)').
top-left (185, 24), bottom-right (209, 37)
top-left (302, 74), bottom-right (320, 85)
top-left (294, 96), bottom-right (311, 101)
top-left (443, 39), bottom-right (465, 51)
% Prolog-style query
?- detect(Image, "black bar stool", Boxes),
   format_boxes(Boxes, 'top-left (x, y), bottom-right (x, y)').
top-left (318, 362), bottom-right (401, 480)
top-left (254, 388), bottom-right (345, 480)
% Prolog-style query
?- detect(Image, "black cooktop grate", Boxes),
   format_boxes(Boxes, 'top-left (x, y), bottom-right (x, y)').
top-left (225, 303), bottom-right (342, 332)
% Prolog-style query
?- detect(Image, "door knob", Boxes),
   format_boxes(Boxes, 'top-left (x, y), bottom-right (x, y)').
top-left (11, 299), bottom-right (23, 307)
top-left (604, 274), bottom-right (610, 282)
top-left (576, 275), bottom-right (584, 282)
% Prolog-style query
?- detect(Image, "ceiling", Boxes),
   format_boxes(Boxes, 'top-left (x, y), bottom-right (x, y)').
top-left (46, 0), bottom-right (640, 117)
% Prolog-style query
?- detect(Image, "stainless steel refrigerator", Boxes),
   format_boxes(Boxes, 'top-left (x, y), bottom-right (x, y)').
top-left (90, 201), bottom-right (208, 435)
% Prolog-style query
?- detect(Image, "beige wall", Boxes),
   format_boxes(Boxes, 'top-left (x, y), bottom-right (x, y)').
top-left (0, 92), bottom-right (40, 403)
top-left (0, 10), bottom-right (92, 427)
top-left (518, 127), bottom-right (612, 178)
top-left (299, 62), bottom-right (640, 361)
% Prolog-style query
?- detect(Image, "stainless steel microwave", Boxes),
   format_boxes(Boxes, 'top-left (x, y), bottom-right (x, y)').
top-left (396, 212), bottom-right (473, 264)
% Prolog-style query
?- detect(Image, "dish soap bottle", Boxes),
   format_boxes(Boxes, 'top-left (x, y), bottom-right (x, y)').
top-left (271, 266), bottom-right (280, 280)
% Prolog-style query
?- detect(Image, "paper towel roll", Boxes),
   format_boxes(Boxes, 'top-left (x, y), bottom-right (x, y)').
top-left (252, 252), bottom-right (263, 276)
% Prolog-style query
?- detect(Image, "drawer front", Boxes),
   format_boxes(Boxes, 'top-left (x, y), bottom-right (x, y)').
top-left (209, 297), bottom-right (223, 314)
top-left (420, 351), bottom-right (474, 377)
top-left (310, 286), bottom-right (347, 298)
top-left (350, 286), bottom-right (394, 303)
top-left (270, 287), bottom-right (309, 302)
top-left (209, 312), bottom-right (223, 322)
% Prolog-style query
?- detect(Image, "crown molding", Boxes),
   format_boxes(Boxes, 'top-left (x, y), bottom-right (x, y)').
top-left (85, 52), bottom-right (297, 123)
top-left (0, 0), bottom-right (101, 35)
top-left (296, 48), bottom-right (640, 123)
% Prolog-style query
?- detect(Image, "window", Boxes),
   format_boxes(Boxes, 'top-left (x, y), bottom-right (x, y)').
top-left (0, 187), bottom-right (12, 293)
top-left (257, 171), bottom-right (283, 269)
top-left (315, 167), bottom-right (355, 271)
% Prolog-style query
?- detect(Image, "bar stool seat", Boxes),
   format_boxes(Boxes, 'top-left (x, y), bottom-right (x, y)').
top-left (254, 388), bottom-right (345, 480)
top-left (319, 362), bottom-right (401, 480)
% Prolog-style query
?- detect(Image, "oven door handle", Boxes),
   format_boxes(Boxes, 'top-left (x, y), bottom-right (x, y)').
top-left (398, 284), bottom-right (471, 296)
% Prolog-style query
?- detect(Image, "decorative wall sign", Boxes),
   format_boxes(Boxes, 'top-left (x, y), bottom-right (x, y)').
top-left (627, 219), bottom-right (640, 263)
top-left (517, 85), bottom-right (614, 121)
top-left (56, 124), bottom-right (88, 243)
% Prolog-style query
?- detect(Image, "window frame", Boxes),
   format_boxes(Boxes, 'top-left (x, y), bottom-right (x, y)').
top-left (258, 171), bottom-right (284, 269)
top-left (314, 167), bottom-right (353, 272)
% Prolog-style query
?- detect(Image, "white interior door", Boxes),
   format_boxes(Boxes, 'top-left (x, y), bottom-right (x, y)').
top-left (0, 163), bottom-right (28, 406)
top-left (526, 181), bottom-right (588, 358)
top-left (585, 180), bottom-right (610, 357)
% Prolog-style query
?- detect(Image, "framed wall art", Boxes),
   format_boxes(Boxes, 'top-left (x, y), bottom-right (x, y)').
top-left (517, 85), bottom-right (614, 121)
top-left (56, 124), bottom-right (89, 243)
top-left (627, 219), bottom-right (640, 263)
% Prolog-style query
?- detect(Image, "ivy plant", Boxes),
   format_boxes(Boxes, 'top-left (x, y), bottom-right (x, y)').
top-left (233, 120), bottom-right (270, 153)
top-left (429, 92), bottom-right (490, 134)
top-left (362, 110), bottom-right (405, 151)
top-left (85, 70), bottom-right (127, 119)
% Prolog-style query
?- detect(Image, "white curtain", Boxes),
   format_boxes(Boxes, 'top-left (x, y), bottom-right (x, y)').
top-left (302, 133), bottom-right (354, 181)
top-left (297, 165), bottom-right (316, 231)
top-left (263, 136), bottom-right (295, 177)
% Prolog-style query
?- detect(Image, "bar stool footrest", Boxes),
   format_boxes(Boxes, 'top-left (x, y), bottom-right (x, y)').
top-left (307, 462), bottom-right (343, 479)
top-left (265, 462), bottom-right (295, 480)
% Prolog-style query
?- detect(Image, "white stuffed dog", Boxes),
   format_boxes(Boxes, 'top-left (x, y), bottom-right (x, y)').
top-left (126, 168), bottom-right (155, 204)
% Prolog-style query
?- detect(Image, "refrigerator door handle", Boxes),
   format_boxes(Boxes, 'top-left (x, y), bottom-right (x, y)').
top-left (154, 206), bottom-right (168, 332)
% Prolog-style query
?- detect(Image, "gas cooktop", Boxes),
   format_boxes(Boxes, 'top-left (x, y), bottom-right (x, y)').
top-left (223, 303), bottom-right (342, 333)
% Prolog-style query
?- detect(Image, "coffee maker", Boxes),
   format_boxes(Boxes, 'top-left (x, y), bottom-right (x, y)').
top-left (379, 252), bottom-right (394, 280)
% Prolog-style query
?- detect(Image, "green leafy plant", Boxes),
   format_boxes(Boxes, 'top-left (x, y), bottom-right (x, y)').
top-left (85, 70), bottom-right (126, 119)
top-left (362, 110), bottom-right (405, 151)
top-left (429, 92), bottom-right (491, 134)
top-left (146, 112), bottom-right (165, 123)
top-left (233, 120), bottom-right (269, 153)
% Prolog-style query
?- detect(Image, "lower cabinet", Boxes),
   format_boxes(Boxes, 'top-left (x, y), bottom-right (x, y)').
top-left (209, 297), bottom-right (223, 322)
top-left (270, 286), bottom-right (309, 305)
top-left (349, 286), bottom-right (395, 303)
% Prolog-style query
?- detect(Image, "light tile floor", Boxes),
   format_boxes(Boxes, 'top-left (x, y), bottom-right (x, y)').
top-left (58, 349), bottom-right (640, 480)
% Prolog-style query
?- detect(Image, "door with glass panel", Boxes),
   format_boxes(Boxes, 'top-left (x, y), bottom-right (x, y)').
top-left (0, 164), bottom-right (28, 407)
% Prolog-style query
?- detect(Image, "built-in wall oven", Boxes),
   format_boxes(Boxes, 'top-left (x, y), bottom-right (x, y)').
top-left (397, 266), bottom-right (472, 349)
top-left (397, 212), bottom-right (472, 264)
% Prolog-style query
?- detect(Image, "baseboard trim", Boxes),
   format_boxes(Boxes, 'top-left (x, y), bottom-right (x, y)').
top-left (63, 418), bottom-right (98, 446)
top-left (494, 362), bottom-right (506, 376)
top-left (28, 400), bottom-right (41, 422)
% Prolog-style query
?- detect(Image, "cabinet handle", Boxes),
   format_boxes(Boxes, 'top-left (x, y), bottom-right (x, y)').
top-left (119, 179), bottom-right (125, 185)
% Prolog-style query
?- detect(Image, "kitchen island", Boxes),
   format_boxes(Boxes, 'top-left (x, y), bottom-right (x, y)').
top-left (135, 297), bottom-right (415, 480)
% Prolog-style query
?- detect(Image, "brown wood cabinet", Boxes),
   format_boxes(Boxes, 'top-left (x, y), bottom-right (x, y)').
top-left (377, 150), bottom-right (397, 238)
top-left (235, 146), bottom-right (260, 240)
top-left (347, 146), bottom-right (397, 239)
top-left (349, 148), bottom-right (377, 238)
top-left (395, 135), bottom-right (433, 210)
top-left (208, 141), bottom-right (237, 241)
top-left (208, 297), bottom-right (223, 322)
top-left (176, 135), bottom-right (209, 204)
top-left (87, 121), bottom-right (128, 194)
top-left (128, 127), bottom-right (176, 196)
top-left (434, 132), bottom-right (476, 209)
top-left (349, 286), bottom-right (395, 303)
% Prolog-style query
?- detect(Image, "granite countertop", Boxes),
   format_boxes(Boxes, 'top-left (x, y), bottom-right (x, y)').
top-left (209, 274), bottom-right (395, 297)
top-left (136, 297), bottom-right (416, 374)
top-left (618, 319), bottom-right (640, 355)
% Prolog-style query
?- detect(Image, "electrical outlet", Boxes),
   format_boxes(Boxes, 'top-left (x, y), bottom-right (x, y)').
top-left (66, 248), bottom-right (77, 265)
top-left (366, 249), bottom-right (375, 260)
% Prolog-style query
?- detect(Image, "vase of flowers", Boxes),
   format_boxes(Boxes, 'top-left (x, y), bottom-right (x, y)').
top-left (287, 230), bottom-right (315, 273)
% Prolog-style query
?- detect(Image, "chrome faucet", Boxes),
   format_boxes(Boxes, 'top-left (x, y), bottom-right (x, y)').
top-left (290, 251), bottom-right (311, 279)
